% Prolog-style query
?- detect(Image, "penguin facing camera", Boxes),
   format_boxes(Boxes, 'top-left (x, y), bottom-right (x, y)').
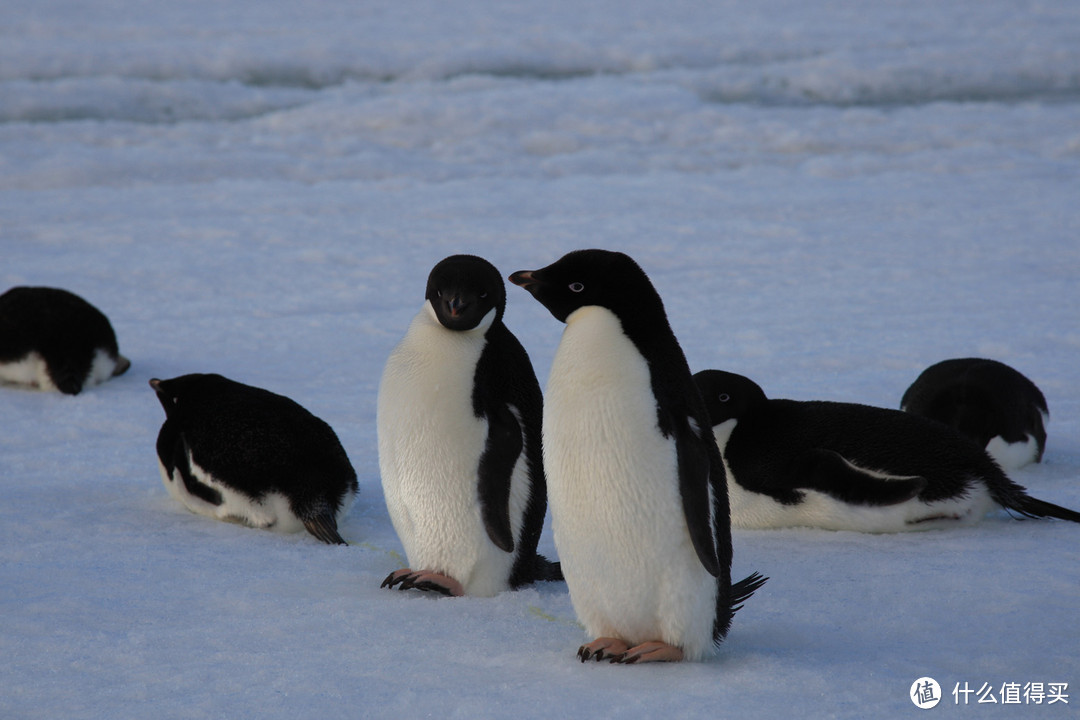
top-left (694, 369), bottom-right (1080, 533)
top-left (0, 286), bottom-right (130, 395)
top-left (901, 358), bottom-right (1048, 471)
top-left (151, 373), bottom-right (357, 545)
top-left (510, 250), bottom-right (764, 664)
top-left (377, 254), bottom-right (559, 598)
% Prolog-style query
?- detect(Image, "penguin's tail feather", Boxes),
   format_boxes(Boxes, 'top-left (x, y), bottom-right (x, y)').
top-left (302, 512), bottom-right (348, 545)
top-left (730, 572), bottom-right (768, 615)
top-left (533, 554), bottom-right (564, 582)
top-left (1006, 494), bottom-right (1080, 524)
top-left (713, 572), bottom-right (767, 645)
top-left (986, 473), bottom-right (1080, 524)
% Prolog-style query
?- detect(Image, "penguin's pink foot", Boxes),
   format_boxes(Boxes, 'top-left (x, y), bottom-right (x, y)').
top-left (380, 568), bottom-right (463, 597)
top-left (610, 641), bottom-right (685, 664)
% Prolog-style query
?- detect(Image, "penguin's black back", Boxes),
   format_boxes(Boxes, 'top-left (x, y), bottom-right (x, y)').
top-left (901, 358), bottom-right (1048, 457)
top-left (732, 398), bottom-right (1006, 502)
top-left (154, 374), bottom-right (357, 511)
top-left (0, 286), bottom-right (122, 394)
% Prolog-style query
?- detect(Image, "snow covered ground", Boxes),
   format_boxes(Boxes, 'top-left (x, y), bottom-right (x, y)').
top-left (2, 1), bottom-right (1079, 717)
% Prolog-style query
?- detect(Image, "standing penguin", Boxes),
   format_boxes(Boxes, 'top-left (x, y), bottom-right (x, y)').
top-left (901, 358), bottom-right (1048, 471)
top-left (151, 373), bottom-right (358, 544)
top-left (510, 250), bottom-right (764, 664)
top-left (694, 369), bottom-right (1080, 532)
top-left (377, 254), bottom-right (558, 598)
top-left (0, 286), bottom-right (130, 395)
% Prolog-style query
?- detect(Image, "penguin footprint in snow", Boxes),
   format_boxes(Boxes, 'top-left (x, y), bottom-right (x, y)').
top-left (0, 286), bottom-right (130, 395)
top-left (151, 373), bottom-right (358, 544)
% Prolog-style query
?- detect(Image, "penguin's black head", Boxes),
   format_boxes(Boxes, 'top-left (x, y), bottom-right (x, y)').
top-left (425, 255), bottom-right (506, 332)
top-left (149, 373), bottom-right (229, 418)
top-left (508, 249), bottom-right (660, 324)
top-left (693, 370), bottom-right (768, 426)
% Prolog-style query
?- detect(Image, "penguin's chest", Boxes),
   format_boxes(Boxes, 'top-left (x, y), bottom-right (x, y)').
top-left (544, 308), bottom-right (698, 598)
top-left (377, 309), bottom-right (509, 580)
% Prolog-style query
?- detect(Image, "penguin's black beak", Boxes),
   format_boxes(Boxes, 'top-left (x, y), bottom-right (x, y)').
top-left (445, 294), bottom-right (467, 317)
top-left (508, 270), bottom-right (536, 289)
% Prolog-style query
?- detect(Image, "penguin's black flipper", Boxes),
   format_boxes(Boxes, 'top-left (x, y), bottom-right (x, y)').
top-left (794, 448), bottom-right (928, 507)
top-left (675, 417), bottom-right (721, 578)
top-left (476, 403), bottom-right (522, 553)
top-left (302, 511), bottom-right (348, 545)
top-left (172, 433), bottom-right (224, 507)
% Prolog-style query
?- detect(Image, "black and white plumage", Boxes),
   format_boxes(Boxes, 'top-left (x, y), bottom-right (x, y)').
top-left (901, 358), bottom-right (1049, 470)
top-left (510, 250), bottom-right (764, 663)
top-left (0, 286), bottom-right (130, 395)
top-left (694, 369), bottom-right (1080, 532)
top-left (151, 373), bottom-right (357, 545)
top-left (377, 254), bottom-right (558, 598)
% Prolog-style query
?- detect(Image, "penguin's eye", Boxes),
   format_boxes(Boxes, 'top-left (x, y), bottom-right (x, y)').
top-left (568, 282), bottom-right (585, 293)
top-left (718, 393), bottom-right (731, 403)
top-left (480, 292), bottom-right (488, 299)
top-left (435, 289), bottom-right (442, 298)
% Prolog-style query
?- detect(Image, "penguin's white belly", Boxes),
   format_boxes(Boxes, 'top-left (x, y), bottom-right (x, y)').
top-left (377, 305), bottom-right (522, 597)
top-left (544, 306), bottom-right (717, 660)
top-left (0, 352), bottom-right (54, 390)
top-left (723, 461), bottom-right (993, 533)
top-left (157, 455), bottom-right (312, 534)
top-left (985, 434), bottom-right (1040, 471)
top-left (0, 349), bottom-right (117, 392)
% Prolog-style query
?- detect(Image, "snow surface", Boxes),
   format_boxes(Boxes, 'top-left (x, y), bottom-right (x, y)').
top-left (2, 0), bottom-right (1079, 717)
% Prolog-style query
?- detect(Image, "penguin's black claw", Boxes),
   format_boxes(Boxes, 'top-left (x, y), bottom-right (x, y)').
top-left (381, 569), bottom-right (411, 589)
top-left (577, 646), bottom-right (591, 662)
top-left (412, 580), bottom-right (454, 596)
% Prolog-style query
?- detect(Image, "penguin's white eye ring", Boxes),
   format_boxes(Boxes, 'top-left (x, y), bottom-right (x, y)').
top-left (568, 282), bottom-right (585, 293)
top-left (480, 292), bottom-right (488, 299)
top-left (718, 393), bottom-right (731, 403)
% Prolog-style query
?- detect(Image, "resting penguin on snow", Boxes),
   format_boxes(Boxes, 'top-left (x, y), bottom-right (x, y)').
top-left (377, 254), bottom-right (560, 598)
top-left (0, 286), bottom-right (130, 395)
top-left (901, 358), bottom-right (1048, 471)
top-left (694, 369), bottom-right (1080, 532)
top-left (151, 373), bottom-right (358, 544)
top-left (510, 250), bottom-right (765, 664)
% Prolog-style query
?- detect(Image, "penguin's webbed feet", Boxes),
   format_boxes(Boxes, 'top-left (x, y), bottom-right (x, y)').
top-left (578, 638), bottom-right (684, 664)
top-left (380, 568), bottom-right (464, 597)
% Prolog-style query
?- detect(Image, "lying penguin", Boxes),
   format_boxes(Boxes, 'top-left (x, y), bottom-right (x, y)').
top-left (151, 373), bottom-right (358, 544)
top-left (694, 369), bottom-right (1080, 532)
top-left (0, 286), bottom-right (130, 394)
top-left (377, 254), bottom-right (559, 598)
top-left (901, 358), bottom-right (1048, 471)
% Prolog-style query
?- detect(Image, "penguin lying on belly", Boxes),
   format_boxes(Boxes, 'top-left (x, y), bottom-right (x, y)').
top-left (511, 250), bottom-right (764, 663)
top-left (377, 254), bottom-right (559, 598)
top-left (694, 369), bottom-right (1080, 532)
top-left (151, 373), bottom-right (358, 544)
top-left (0, 286), bottom-right (130, 395)
top-left (901, 357), bottom-right (1048, 471)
